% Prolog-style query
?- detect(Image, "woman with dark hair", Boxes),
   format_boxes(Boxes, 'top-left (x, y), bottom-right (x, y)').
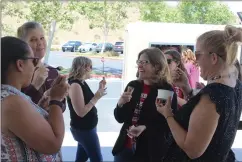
top-left (112, 47), bottom-right (178, 162)
top-left (1, 36), bottom-right (68, 161)
top-left (164, 50), bottom-right (191, 107)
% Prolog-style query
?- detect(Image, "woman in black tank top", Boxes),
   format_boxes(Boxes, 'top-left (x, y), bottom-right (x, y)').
top-left (67, 56), bottom-right (107, 162)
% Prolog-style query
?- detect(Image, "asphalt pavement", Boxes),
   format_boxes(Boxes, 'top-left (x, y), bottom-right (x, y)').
top-left (48, 51), bottom-right (123, 75)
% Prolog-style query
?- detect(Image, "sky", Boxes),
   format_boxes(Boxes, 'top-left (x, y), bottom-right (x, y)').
top-left (166, 1), bottom-right (242, 14)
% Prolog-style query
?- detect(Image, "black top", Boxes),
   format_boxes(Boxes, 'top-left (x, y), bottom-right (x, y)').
top-left (112, 80), bottom-right (178, 162)
top-left (67, 78), bottom-right (98, 130)
top-left (163, 80), bottom-right (242, 162)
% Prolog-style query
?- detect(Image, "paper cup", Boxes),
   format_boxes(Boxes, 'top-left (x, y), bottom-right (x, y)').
top-left (127, 86), bottom-right (134, 93)
top-left (157, 89), bottom-right (174, 101)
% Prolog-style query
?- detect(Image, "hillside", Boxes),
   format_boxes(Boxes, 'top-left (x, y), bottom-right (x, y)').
top-left (3, 6), bottom-right (140, 46)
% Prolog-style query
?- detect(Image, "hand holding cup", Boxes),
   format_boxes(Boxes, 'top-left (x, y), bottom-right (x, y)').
top-left (156, 89), bottom-right (174, 118)
top-left (95, 77), bottom-right (107, 100)
top-left (49, 75), bottom-right (69, 101)
top-left (118, 86), bottom-right (134, 107)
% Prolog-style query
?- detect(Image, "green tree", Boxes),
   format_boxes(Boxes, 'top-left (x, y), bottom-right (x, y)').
top-left (1, 1), bottom-right (26, 36)
top-left (138, 0), bottom-right (236, 25)
top-left (26, 0), bottom-right (77, 31)
top-left (138, 0), bottom-right (183, 23)
top-left (70, 0), bottom-right (129, 53)
top-left (177, 0), bottom-right (236, 24)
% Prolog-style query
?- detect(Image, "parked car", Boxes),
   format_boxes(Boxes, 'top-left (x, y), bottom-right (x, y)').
top-left (62, 41), bottom-right (82, 52)
top-left (78, 43), bottom-right (97, 53)
top-left (95, 43), bottom-right (113, 53)
top-left (113, 41), bottom-right (124, 54)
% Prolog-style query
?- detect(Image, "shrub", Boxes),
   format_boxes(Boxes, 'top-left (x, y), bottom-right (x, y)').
top-left (104, 51), bottom-right (119, 57)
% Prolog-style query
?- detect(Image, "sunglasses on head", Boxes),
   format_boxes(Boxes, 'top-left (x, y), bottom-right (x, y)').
top-left (21, 57), bottom-right (40, 67)
top-left (167, 59), bottom-right (173, 64)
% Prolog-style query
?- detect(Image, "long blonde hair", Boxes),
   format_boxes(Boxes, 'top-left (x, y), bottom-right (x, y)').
top-left (182, 49), bottom-right (197, 66)
top-left (69, 56), bottom-right (92, 80)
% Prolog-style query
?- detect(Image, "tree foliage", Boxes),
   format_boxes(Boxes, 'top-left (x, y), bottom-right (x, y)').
top-left (1, 1), bottom-right (26, 36)
top-left (177, 0), bottom-right (236, 24)
top-left (1, 0), bottom-right (238, 37)
top-left (68, 0), bottom-right (129, 52)
top-left (139, 0), bottom-right (236, 25)
top-left (138, 0), bottom-right (183, 23)
top-left (26, 0), bottom-right (77, 30)
top-left (70, 1), bottom-right (129, 31)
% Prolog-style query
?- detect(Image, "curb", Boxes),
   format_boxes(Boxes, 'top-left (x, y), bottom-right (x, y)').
top-left (87, 56), bottom-right (124, 60)
top-left (62, 73), bottom-right (122, 79)
top-left (62, 54), bottom-right (124, 60)
top-left (91, 74), bottom-right (122, 79)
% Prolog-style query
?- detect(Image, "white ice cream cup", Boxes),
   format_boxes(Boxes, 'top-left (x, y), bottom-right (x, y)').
top-left (157, 89), bottom-right (174, 101)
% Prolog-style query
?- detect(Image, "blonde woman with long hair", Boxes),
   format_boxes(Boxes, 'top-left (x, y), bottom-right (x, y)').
top-left (182, 49), bottom-right (200, 88)
top-left (156, 25), bottom-right (242, 161)
top-left (67, 56), bottom-right (106, 162)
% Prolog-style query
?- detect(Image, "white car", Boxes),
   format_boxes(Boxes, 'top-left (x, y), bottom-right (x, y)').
top-left (78, 43), bottom-right (97, 53)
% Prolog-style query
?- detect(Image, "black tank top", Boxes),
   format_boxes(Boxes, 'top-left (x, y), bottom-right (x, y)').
top-left (67, 78), bottom-right (98, 130)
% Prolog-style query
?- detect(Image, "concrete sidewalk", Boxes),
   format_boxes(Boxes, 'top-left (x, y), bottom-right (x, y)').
top-left (62, 131), bottom-right (242, 161)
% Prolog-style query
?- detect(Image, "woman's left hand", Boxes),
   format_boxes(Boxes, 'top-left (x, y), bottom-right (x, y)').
top-left (156, 96), bottom-right (173, 118)
top-left (127, 125), bottom-right (146, 138)
top-left (38, 95), bottom-right (50, 110)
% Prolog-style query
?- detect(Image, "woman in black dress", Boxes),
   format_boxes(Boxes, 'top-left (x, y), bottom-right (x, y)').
top-left (156, 25), bottom-right (242, 162)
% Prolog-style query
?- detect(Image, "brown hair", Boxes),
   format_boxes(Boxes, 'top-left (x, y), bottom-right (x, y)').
top-left (69, 56), bottom-right (92, 80)
top-left (136, 47), bottom-right (171, 84)
top-left (164, 49), bottom-right (189, 77)
top-left (17, 21), bottom-right (43, 40)
top-left (197, 25), bottom-right (242, 66)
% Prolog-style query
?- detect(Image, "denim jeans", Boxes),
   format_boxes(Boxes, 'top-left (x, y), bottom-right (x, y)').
top-left (70, 127), bottom-right (103, 162)
top-left (114, 147), bottom-right (134, 162)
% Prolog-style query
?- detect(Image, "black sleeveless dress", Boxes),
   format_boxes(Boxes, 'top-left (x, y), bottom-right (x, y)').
top-left (162, 80), bottom-right (242, 162)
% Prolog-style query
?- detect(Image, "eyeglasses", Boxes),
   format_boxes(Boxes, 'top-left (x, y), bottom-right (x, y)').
top-left (136, 60), bottom-right (150, 65)
top-left (21, 57), bottom-right (39, 67)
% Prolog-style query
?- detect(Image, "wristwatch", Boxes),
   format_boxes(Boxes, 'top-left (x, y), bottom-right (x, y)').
top-left (49, 100), bottom-right (65, 112)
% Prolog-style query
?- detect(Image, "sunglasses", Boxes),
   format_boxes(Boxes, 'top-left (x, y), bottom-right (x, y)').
top-left (195, 51), bottom-right (223, 60)
top-left (167, 59), bottom-right (173, 64)
top-left (21, 57), bottom-right (40, 67)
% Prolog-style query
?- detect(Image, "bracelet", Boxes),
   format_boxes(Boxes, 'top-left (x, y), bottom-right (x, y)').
top-left (90, 100), bottom-right (95, 106)
top-left (166, 116), bottom-right (174, 120)
top-left (49, 100), bottom-right (65, 112)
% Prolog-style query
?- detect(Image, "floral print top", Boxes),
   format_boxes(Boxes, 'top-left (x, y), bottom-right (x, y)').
top-left (1, 84), bottom-right (62, 162)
